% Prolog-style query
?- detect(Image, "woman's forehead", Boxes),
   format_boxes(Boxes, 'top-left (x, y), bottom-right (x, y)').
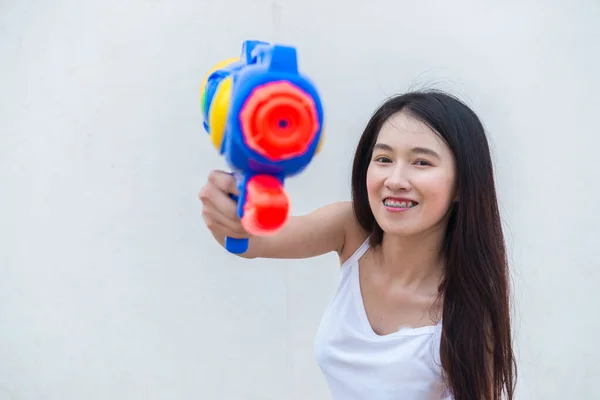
top-left (377, 113), bottom-right (446, 149)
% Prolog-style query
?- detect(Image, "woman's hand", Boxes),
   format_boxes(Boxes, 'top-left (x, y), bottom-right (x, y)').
top-left (199, 170), bottom-right (250, 242)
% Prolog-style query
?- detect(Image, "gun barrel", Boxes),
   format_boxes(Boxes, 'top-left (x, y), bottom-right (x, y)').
top-left (240, 81), bottom-right (319, 162)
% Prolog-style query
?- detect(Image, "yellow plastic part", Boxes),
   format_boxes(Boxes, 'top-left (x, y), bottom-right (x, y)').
top-left (315, 128), bottom-right (325, 155)
top-left (199, 57), bottom-right (239, 104)
top-left (208, 76), bottom-right (233, 151)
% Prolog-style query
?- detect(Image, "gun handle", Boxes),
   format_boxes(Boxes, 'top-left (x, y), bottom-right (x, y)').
top-left (226, 192), bottom-right (249, 254)
top-left (225, 236), bottom-right (249, 254)
top-left (223, 175), bottom-right (288, 254)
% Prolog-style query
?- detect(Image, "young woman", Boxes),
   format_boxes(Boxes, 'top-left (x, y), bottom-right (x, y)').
top-left (199, 90), bottom-right (517, 399)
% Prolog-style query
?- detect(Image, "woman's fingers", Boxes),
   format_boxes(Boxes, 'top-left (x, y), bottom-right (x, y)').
top-left (208, 170), bottom-right (239, 197)
top-left (199, 169), bottom-right (249, 238)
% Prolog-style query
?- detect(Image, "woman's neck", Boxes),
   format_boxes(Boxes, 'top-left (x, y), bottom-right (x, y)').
top-left (376, 229), bottom-right (446, 290)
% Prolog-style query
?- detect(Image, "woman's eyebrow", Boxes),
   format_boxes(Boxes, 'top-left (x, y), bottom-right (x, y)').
top-left (411, 146), bottom-right (440, 159)
top-left (373, 143), bottom-right (441, 159)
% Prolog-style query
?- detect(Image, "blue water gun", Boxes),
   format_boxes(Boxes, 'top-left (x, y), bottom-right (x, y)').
top-left (200, 40), bottom-right (325, 254)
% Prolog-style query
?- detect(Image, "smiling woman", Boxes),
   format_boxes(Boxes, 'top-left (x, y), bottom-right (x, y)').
top-left (348, 91), bottom-right (517, 399)
top-left (199, 90), bottom-right (517, 400)
top-left (365, 112), bottom-right (457, 239)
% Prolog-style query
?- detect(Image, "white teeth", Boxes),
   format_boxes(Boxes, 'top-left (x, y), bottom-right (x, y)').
top-left (383, 199), bottom-right (416, 208)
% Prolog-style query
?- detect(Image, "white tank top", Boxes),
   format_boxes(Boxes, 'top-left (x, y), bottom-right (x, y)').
top-left (314, 237), bottom-right (454, 399)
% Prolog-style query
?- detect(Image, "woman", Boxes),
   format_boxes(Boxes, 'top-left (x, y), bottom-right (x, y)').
top-left (199, 90), bottom-right (517, 399)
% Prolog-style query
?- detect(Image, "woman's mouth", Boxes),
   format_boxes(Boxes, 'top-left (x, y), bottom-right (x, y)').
top-left (383, 198), bottom-right (418, 211)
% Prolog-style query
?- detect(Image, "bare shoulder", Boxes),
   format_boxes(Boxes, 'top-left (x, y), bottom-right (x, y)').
top-left (338, 203), bottom-right (370, 266)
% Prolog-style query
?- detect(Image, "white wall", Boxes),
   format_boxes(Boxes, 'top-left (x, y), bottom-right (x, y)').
top-left (1, 0), bottom-right (598, 398)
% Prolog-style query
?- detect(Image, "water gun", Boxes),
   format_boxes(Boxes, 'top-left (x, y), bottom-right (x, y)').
top-left (200, 40), bottom-right (325, 254)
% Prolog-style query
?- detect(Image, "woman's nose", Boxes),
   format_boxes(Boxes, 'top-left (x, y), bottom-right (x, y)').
top-left (384, 167), bottom-right (411, 191)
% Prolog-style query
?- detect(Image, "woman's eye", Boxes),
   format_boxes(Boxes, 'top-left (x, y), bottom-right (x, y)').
top-left (414, 160), bottom-right (432, 166)
top-left (375, 156), bottom-right (392, 163)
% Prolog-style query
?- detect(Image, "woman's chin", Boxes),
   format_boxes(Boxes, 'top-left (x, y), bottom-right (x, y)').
top-left (376, 220), bottom-right (417, 238)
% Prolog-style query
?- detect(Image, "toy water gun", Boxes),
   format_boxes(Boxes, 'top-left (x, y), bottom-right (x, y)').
top-left (200, 40), bottom-right (325, 254)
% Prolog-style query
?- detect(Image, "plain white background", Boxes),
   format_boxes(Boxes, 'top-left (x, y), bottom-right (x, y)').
top-left (1, 0), bottom-right (599, 398)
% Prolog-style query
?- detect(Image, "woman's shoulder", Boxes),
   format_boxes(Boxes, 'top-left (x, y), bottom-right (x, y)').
top-left (336, 202), bottom-right (370, 266)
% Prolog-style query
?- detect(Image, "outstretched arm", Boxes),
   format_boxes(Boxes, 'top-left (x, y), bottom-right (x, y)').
top-left (200, 169), bottom-right (354, 260)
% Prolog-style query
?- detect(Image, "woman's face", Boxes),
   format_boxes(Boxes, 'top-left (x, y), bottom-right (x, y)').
top-left (366, 112), bottom-right (457, 238)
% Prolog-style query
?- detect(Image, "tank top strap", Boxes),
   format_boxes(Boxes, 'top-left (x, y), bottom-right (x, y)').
top-left (340, 235), bottom-right (371, 270)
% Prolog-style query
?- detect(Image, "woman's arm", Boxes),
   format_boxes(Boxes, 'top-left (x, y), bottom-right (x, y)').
top-left (225, 201), bottom-right (354, 259)
top-left (200, 170), bottom-right (355, 260)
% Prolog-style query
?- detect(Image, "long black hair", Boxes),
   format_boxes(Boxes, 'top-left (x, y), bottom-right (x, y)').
top-left (351, 90), bottom-right (517, 399)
